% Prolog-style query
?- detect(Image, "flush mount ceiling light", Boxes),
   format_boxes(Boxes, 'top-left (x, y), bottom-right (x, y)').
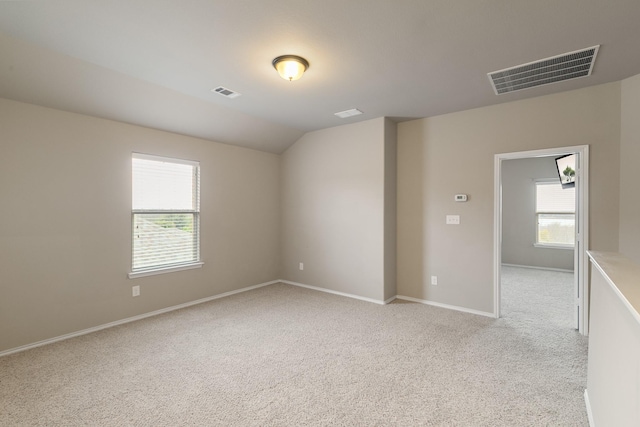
top-left (272, 55), bottom-right (309, 81)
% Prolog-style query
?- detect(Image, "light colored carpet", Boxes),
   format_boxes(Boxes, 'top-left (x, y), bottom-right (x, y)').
top-left (0, 268), bottom-right (588, 426)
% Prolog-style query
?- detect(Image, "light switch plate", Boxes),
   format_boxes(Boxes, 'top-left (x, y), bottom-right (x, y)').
top-left (446, 215), bottom-right (460, 225)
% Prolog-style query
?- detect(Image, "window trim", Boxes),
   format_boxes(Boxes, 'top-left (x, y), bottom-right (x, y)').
top-left (534, 179), bottom-right (575, 248)
top-left (128, 261), bottom-right (203, 279)
top-left (132, 152), bottom-right (200, 168)
top-left (129, 153), bottom-right (202, 278)
top-left (533, 242), bottom-right (574, 250)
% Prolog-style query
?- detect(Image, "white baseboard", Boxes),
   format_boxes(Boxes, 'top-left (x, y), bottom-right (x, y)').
top-left (502, 263), bottom-right (574, 273)
top-left (2, 280), bottom-right (496, 358)
top-left (395, 295), bottom-right (496, 318)
top-left (281, 280), bottom-right (390, 305)
top-left (584, 389), bottom-right (595, 427)
top-left (383, 295), bottom-right (397, 304)
top-left (0, 280), bottom-right (279, 358)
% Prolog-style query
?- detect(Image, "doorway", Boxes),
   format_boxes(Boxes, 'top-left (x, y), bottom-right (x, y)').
top-left (494, 145), bottom-right (589, 335)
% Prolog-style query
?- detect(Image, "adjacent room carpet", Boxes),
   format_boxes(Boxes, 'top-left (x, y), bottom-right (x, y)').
top-left (0, 267), bottom-right (588, 426)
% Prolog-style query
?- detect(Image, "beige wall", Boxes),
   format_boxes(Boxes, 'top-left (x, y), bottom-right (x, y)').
top-left (280, 118), bottom-right (395, 302)
top-left (619, 73), bottom-right (640, 264)
top-left (398, 83), bottom-right (621, 313)
top-left (502, 157), bottom-right (574, 270)
top-left (0, 98), bottom-right (281, 352)
top-left (3, 76), bottom-right (636, 353)
top-left (583, 73), bottom-right (640, 427)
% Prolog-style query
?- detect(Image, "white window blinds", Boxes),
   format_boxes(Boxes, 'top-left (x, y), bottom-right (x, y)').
top-left (536, 182), bottom-right (575, 213)
top-left (535, 181), bottom-right (575, 246)
top-left (132, 153), bottom-right (200, 273)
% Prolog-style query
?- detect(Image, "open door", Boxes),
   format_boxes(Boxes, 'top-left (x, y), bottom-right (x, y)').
top-left (494, 145), bottom-right (589, 335)
top-left (573, 154), bottom-right (581, 331)
top-left (573, 149), bottom-right (590, 335)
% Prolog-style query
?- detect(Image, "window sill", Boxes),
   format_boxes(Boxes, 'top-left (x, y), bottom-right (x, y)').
top-left (128, 262), bottom-right (204, 279)
top-left (533, 243), bottom-right (574, 250)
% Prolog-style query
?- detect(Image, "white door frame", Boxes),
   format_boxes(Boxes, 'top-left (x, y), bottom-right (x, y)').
top-left (493, 145), bottom-right (589, 335)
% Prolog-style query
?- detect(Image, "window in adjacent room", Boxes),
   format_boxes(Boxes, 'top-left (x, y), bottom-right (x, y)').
top-left (535, 180), bottom-right (575, 248)
top-left (129, 153), bottom-right (202, 278)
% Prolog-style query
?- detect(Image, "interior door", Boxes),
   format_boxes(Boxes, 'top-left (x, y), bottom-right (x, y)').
top-left (573, 153), bottom-right (581, 331)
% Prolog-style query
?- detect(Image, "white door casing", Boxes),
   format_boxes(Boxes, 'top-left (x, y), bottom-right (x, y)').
top-left (494, 145), bottom-right (589, 335)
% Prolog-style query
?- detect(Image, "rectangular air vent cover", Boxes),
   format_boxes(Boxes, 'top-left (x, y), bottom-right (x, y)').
top-left (212, 86), bottom-right (241, 99)
top-left (334, 108), bottom-right (363, 118)
top-left (488, 45), bottom-right (599, 95)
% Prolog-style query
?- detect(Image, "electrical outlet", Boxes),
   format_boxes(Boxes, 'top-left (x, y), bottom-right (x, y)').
top-left (299, 262), bottom-right (304, 271)
top-left (431, 276), bottom-right (438, 286)
top-left (132, 285), bottom-right (140, 297)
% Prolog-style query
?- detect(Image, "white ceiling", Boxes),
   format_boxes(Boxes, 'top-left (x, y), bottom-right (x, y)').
top-left (1, 0), bottom-right (640, 154)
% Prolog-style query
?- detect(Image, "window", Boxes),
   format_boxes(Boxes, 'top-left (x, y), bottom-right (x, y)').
top-left (129, 153), bottom-right (201, 278)
top-left (535, 181), bottom-right (575, 248)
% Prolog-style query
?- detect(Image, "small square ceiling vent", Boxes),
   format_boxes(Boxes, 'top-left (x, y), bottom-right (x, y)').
top-left (334, 108), bottom-right (363, 119)
top-left (488, 45), bottom-right (599, 95)
top-left (212, 86), bottom-right (241, 99)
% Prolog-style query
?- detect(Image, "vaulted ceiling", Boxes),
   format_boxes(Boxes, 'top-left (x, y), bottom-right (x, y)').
top-left (1, 1), bottom-right (640, 153)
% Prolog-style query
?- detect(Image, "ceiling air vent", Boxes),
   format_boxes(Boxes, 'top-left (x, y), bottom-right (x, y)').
top-left (334, 108), bottom-right (363, 119)
top-left (488, 45), bottom-right (599, 95)
top-left (212, 86), bottom-right (241, 99)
